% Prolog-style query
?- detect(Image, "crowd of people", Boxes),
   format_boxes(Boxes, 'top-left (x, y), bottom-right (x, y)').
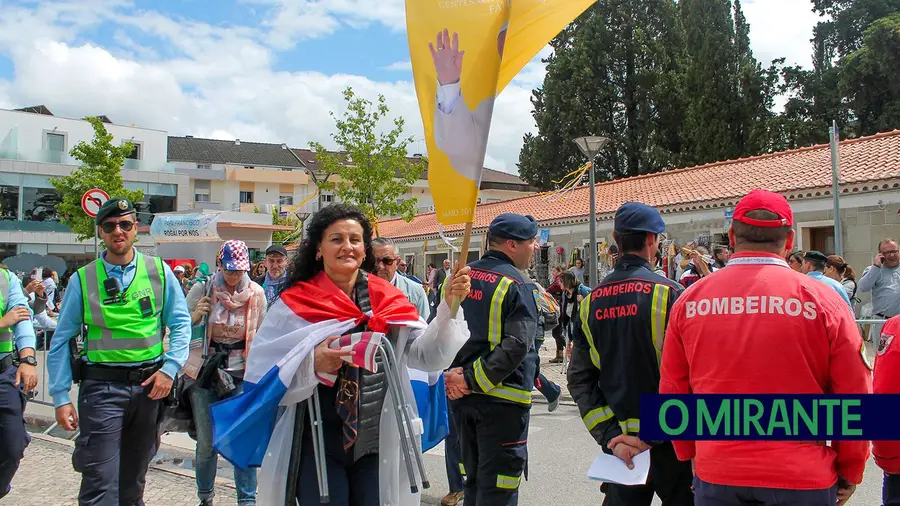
top-left (0, 188), bottom-right (896, 506)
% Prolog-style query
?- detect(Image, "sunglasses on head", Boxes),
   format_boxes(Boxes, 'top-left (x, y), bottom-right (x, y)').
top-left (377, 257), bottom-right (396, 265)
top-left (100, 220), bottom-right (136, 234)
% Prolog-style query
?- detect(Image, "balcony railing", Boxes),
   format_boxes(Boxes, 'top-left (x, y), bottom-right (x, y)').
top-left (0, 148), bottom-right (175, 172)
top-left (191, 201), bottom-right (224, 211)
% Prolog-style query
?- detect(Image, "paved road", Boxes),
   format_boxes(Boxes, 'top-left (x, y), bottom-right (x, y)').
top-left (14, 342), bottom-right (887, 505)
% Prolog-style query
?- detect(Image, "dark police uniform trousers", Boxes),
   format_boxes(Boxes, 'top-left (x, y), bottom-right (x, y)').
top-left (0, 358), bottom-right (30, 499)
top-left (693, 477), bottom-right (838, 505)
top-left (74, 375), bottom-right (165, 506)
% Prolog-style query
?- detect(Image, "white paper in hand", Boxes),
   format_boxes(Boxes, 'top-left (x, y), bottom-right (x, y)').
top-left (587, 450), bottom-right (650, 486)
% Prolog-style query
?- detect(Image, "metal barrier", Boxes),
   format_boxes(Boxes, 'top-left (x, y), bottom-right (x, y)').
top-left (857, 318), bottom-right (887, 344)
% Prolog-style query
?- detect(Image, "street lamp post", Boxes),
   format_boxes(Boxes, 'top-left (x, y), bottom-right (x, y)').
top-left (573, 136), bottom-right (611, 287)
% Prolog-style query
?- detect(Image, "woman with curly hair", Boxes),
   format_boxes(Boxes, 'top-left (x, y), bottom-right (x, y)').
top-left (212, 203), bottom-right (472, 506)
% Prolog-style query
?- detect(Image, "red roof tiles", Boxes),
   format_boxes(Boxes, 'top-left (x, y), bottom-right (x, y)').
top-left (379, 130), bottom-right (900, 240)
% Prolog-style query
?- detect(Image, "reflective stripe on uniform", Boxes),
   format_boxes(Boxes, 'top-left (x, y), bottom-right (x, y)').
top-left (582, 405), bottom-right (615, 431)
top-left (580, 294), bottom-right (601, 369)
top-left (459, 463), bottom-right (466, 475)
top-left (619, 418), bottom-right (640, 435)
top-left (487, 277), bottom-right (513, 350)
top-left (81, 253), bottom-right (165, 359)
top-left (0, 269), bottom-right (11, 353)
top-left (650, 284), bottom-right (670, 365)
top-left (496, 474), bottom-right (521, 490)
top-left (478, 384), bottom-right (532, 405)
top-left (473, 357), bottom-right (496, 392)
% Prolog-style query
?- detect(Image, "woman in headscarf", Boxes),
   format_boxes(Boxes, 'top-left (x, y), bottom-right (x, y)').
top-left (186, 239), bottom-right (266, 506)
top-left (211, 204), bottom-right (472, 506)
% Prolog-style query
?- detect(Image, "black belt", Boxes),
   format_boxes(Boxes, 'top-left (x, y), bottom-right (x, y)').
top-left (82, 362), bottom-right (163, 384)
top-left (0, 354), bottom-right (13, 372)
top-left (212, 341), bottom-right (246, 352)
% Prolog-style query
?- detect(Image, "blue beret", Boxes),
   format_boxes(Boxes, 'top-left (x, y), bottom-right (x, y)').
top-left (95, 197), bottom-right (136, 225)
top-left (489, 213), bottom-right (538, 241)
top-left (614, 202), bottom-right (665, 234)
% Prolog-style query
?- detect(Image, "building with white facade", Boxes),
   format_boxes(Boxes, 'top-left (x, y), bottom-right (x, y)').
top-left (0, 105), bottom-right (189, 272)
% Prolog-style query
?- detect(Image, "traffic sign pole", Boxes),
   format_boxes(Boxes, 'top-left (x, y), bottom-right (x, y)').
top-left (81, 189), bottom-right (110, 261)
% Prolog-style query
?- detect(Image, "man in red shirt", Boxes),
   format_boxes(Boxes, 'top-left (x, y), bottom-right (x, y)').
top-left (874, 315), bottom-right (900, 505)
top-left (659, 189), bottom-right (872, 505)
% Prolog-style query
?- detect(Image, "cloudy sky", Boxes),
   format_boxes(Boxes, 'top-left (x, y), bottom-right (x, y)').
top-left (0, 0), bottom-right (823, 174)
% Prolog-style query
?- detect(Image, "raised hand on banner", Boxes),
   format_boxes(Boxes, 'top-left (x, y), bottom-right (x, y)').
top-left (429, 28), bottom-right (465, 85)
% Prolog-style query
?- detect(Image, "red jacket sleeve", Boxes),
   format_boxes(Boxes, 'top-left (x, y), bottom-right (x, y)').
top-left (823, 293), bottom-right (873, 484)
top-left (874, 317), bottom-right (900, 475)
top-left (659, 298), bottom-right (695, 461)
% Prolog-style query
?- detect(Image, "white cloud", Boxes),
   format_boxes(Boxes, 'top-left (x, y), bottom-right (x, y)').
top-left (242, 0), bottom-right (406, 48)
top-left (743, 0), bottom-right (821, 69)
top-left (385, 60), bottom-right (412, 71)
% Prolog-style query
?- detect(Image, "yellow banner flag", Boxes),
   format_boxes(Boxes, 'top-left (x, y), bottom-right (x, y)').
top-left (406, 0), bottom-right (595, 226)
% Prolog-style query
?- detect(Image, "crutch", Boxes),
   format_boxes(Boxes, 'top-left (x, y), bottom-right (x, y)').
top-left (307, 388), bottom-right (330, 503)
top-left (377, 338), bottom-right (430, 492)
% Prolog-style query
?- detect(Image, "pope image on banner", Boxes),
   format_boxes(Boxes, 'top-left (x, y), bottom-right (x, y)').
top-left (406, 0), bottom-right (595, 225)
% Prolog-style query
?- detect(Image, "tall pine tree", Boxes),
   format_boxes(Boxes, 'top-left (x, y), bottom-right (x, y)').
top-left (518, 0), bottom-right (686, 189)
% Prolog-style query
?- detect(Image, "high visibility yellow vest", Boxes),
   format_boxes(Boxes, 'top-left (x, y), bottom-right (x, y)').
top-left (78, 252), bottom-right (165, 363)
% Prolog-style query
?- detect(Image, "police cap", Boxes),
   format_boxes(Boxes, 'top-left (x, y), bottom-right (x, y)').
top-left (614, 202), bottom-right (665, 234)
top-left (804, 250), bottom-right (828, 262)
top-left (95, 197), bottom-right (136, 225)
top-left (489, 213), bottom-right (538, 241)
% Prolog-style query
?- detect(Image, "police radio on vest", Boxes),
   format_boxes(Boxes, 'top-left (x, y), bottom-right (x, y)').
top-left (684, 296), bottom-right (818, 320)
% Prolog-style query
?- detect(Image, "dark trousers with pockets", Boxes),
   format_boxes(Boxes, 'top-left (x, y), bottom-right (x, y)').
top-left (0, 363), bottom-right (30, 499)
top-left (884, 472), bottom-right (900, 506)
top-left (693, 477), bottom-right (837, 505)
top-left (601, 443), bottom-right (693, 506)
top-left (73, 379), bottom-right (163, 506)
top-left (296, 431), bottom-right (379, 506)
top-left (445, 402), bottom-right (465, 493)
top-left (452, 401), bottom-right (529, 506)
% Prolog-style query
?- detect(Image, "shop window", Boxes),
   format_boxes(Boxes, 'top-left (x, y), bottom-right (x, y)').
top-left (23, 188), bottom-right (61, 222)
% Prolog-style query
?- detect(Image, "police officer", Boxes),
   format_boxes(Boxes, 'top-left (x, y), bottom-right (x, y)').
top-left (47, 198), bottom-right (192, 506)
top-left (568, 202), bottom-right (693, 505)
top-left (443, 213), bottom-right (540, 506)
top-left (0, 266), bottom-right (37, 499)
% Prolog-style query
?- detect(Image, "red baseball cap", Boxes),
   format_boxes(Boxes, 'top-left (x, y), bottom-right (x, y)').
top-left (733, 189), bottom-right (793, 228)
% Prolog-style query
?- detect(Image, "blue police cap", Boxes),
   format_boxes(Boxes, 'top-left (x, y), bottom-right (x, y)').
top-left (614, 202), bottom-right (665, 234)
top-left (489, 213), bottom-right (538, 241)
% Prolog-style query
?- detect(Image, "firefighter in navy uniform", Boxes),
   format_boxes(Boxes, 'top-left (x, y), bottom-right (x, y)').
top-left (568, 202), bottom-right (694, 506)
top-left (443, 213), bottom-right (540, 506)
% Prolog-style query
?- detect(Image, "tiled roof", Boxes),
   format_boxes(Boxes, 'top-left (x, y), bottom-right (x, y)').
top-left (168, 136), bottom-right (306, 168)
top-left (291, 148), bottom-right (532, 189)
top-left (379, 130), bottom-right (900, 240)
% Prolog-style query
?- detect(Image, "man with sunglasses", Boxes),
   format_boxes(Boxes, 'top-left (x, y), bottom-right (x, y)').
top-left (47, 197), bottom-right (192, 506)
top-left (371, 237), bottom-right (429, 318)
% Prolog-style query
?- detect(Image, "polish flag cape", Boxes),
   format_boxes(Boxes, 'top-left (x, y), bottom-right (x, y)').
top-left (210, 271), bottom-right (431, 490)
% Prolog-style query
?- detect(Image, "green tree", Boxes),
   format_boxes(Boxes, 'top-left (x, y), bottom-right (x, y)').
top-left (519, 0), bottom-right (687, 190)
top-left (312, 87), bottom-right (423, 229)
top-left (840, 13), bottom-right (900, 135)
top-left (269, 206), bottom-right (302, 245)
top-left (50, 117), bottom-right (144, 241)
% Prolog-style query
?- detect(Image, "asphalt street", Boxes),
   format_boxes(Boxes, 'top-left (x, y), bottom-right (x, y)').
top-left (419, 401), bottom-right (888, 506)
